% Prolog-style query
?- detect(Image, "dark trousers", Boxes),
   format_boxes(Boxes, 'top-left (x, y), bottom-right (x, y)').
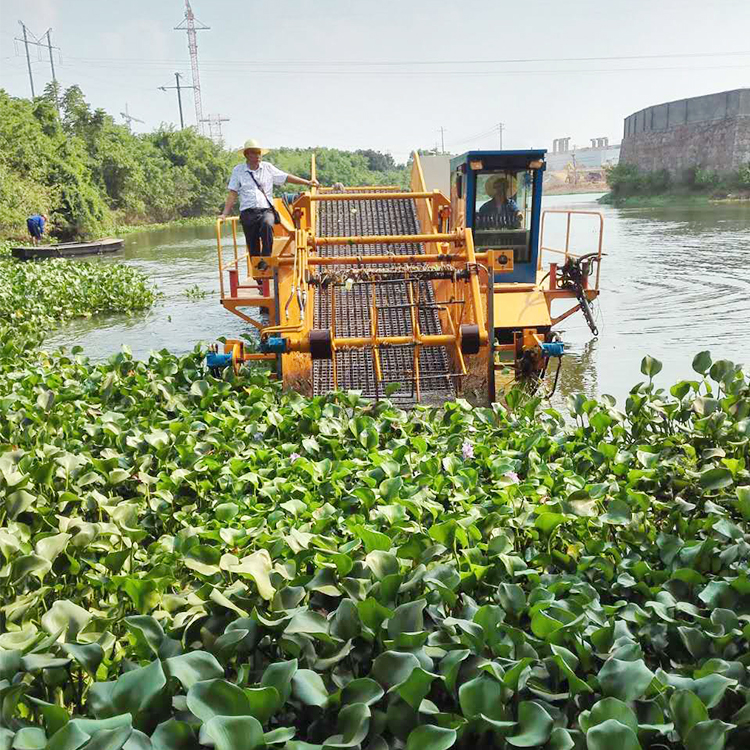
top-left (239, 208), bottom-right (274, 257)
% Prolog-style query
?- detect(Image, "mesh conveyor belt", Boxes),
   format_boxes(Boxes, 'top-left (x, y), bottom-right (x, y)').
top-left (313, 193), bottom-right (455, 406)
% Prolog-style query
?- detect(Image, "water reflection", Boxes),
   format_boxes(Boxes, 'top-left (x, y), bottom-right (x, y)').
top-left (45, 224), bottom-right (255, 359)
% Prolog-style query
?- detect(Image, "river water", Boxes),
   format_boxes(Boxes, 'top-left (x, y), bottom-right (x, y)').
top-left (46, 194), bottom-right (750, 407)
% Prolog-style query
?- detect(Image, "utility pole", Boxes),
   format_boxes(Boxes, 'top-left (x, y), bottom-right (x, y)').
top-left (14, 23), bottom-right (62, 106)
top-left (497, 122), bottom-right (505, 150)
top-left (45, 30), bottom-right (60, 115)
top-left (200, 114), bottom-right (230, 144)
top-left (17, 21), bottom-right (35, 98)
top-left (159, 72), bottom-right (195, 129)
top-left (438, 126), bottom-right (446, 154)
top-left (120, 103), bottom-right (145, 131)
top-left (175, 1), bottom-right (209, 135)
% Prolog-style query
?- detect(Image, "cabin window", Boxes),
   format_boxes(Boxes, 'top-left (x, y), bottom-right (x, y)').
top-left (473, 169), bottom-right (532, 263)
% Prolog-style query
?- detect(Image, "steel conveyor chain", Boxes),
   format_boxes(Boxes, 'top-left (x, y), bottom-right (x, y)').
top-left (312, 190), bottom-right (455, 406)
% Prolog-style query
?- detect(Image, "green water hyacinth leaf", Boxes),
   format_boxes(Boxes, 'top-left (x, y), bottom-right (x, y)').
top-left (507, 701), bottom-right (554, 747)
top-left (700, 467), bottom-right (733, 490)
top-left (150, 719), bottom-right (195, 750)
top-left (459, 674), bottom-right (507, 721)
top-left (693, 350), bottom-right (712, 374)
top-left (353, 524), bottom-right (391, 553)
top-left (96, 659), bottom-right (166, 719)
top-left (199, 716), bottom-right (264, 750)
top-left (641, 355), bottom-right (663, 379)
top-left (41, 600), bottom-right (92, 641)
top-left (671, 690), bottom-right (709, 740)
top-left (186, 679), bottom-right (251, 721)
top-left (326, 703), bottom-right (371, 747)
top-left (387, 599), bottom-right (426, 637)
top-left (684, 720), bottom-right (734, 750)
top-left (245, 687), bottom-right (280, 723)
top-left (588, 698), bottom-right (638, 734)
top-left (6, 490), bottom-right (36, 519)
top-left (535, 512), bottom-right (566, 535)
top-left (80, 726), bottom-right (133, 750)
top-left (263, 727), bottom-right (296, 745)
top-left (47, 723), bottom-right (90, 750)
top-left (372, 652), bottom-right (421, 689)
top-left (391, 667), bottom-right (438, 710)
top-left (597, 658), bottom-right (654, 701)
top-left (292, 669), bottom-right (329, 707)
top-left (261, 659), bottom-right (298, 708)
top-left (341, 678), bottom-right (384, 707)
top-left (219, 551), bottom-right (274, 600)
top-left (164, 651), bottom-right (223, 690)
top-left (404, 725), bottom-right (456, 750)
top-left (27, 697), bottom-right (69, 736)
top-left (586, 719), bottom-right (641, 750)
top-left (12, 727), bottom-right (46, 750)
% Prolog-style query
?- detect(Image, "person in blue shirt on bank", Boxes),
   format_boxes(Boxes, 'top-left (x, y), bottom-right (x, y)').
top-left (26, 213), bottom-right (48, 245)
top-left (478, 175), bottom-right (522, 230)
top-left (220, 139), bottom-right (319, 270)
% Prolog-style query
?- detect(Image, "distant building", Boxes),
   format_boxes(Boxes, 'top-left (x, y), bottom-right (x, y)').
top-left (546, 137), bottom-right (621, 171)
top-left (620, 88), bottom-right (750, 175)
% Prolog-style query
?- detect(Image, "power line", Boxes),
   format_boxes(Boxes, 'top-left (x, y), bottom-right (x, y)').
top-left (61, 49), bottom-right (750, 67)
top-left (46, 61), bottom-right (750, 78)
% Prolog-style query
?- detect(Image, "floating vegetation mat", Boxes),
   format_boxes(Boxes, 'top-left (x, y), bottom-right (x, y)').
top-left (0, 249), bottom-right (157, 331)
top-left (0, 338), bottom-right (748, 750)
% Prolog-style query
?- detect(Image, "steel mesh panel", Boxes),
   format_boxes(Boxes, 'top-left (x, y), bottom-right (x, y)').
top-left (312, 193), bottom-right (455, 406)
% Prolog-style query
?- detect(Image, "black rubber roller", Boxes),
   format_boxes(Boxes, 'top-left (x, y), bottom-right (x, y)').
top-left (460, 324), bottom-right (481, 355)
top-left (309, 329), bottom-right (333, 360)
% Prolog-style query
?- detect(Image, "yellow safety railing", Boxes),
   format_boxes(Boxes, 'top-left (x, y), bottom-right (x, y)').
top-left (215, 217), bottom-right (252, 298)
top-left (538, 210), bottom-right (604, 290)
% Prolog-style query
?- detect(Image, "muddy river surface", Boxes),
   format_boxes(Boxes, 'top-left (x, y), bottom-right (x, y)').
top-left (46, 194), bottom-right (750, 407)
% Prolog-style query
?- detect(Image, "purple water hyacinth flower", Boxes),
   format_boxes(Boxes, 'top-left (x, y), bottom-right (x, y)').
top-left (462, 440), bottom-right (474, 460)
top-left (506, 471), bottom-right (520, 483)
top-left (290, 452), bottom-right (301, 462)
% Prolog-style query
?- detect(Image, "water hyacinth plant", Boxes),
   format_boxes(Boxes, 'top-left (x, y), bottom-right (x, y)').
top-left (0, 331), bottom-right (748, 749)
top-left (0, 250), bottom-right (157, 329)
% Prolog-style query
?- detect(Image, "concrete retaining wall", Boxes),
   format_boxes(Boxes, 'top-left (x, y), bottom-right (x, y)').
top-left (621, 89), bottom-right (750, 175)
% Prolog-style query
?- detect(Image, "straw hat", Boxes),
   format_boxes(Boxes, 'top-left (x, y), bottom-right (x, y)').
top-left (485, 174), bottom-right (517, 197)
top-left (238, 138), bottom-right (269, 156)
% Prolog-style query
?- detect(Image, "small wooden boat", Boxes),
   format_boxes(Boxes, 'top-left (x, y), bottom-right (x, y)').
top-left (11, 238), bottom-right (124, 260)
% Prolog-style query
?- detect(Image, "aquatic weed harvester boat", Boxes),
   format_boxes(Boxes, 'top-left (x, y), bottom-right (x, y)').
top-left (212, 151), bottom-right (603, 406)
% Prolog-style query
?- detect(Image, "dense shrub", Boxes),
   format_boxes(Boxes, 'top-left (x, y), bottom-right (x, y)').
top-left (607, 161), bottom-right (750, 200)
top-left (0, 85), bottom-right (410, 240)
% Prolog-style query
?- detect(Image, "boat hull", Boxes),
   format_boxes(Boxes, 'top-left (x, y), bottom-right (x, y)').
top-left (11, 238), bottom-right (124, 260)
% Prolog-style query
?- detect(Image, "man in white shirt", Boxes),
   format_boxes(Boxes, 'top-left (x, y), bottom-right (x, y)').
top-left (221, 139), bottom-right (319, 268)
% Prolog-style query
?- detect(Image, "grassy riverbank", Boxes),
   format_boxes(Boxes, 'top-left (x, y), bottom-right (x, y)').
top-left (114, 216), bottom-right (218, 236)
top-left (598, 192), bottom-right (713, 207)
top-left (601, 162), bottom-right (750, 207)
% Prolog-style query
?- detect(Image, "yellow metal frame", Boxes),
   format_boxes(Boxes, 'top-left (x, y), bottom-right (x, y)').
top-left (213, 151), bottom-right (605, 400)
top-left (214, 152), bottom-right (491, 400)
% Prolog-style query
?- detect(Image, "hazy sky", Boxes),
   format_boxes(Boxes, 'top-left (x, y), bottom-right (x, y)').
top-left (2, 0), bottom-right (750, 163)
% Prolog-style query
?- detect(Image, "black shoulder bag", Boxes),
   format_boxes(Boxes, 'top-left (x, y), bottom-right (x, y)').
top-left (247, 170), bottom-right (281, 224)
